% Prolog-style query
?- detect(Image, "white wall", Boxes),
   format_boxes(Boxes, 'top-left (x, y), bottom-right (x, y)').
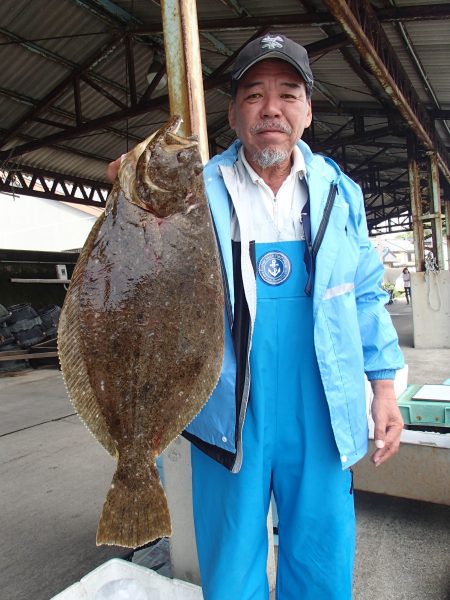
top-left (412, 271), bottom-right (450, 348)
top-left (0, 193), bottom-right (98, 252)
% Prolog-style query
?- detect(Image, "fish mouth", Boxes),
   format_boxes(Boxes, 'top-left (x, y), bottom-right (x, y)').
top-left (160, 115), bottom-right (199, 154)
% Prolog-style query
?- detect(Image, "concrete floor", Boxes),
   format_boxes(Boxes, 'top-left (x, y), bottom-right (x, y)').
top-left (0, 297), bottom-right (449, 600)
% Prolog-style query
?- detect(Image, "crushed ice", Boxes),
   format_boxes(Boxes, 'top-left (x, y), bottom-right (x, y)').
top-left (95, 577), bottom-right (156, 599)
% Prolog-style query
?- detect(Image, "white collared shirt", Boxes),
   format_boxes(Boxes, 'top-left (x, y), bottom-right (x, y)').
top-left (230, 145), bottom-right (308, 243)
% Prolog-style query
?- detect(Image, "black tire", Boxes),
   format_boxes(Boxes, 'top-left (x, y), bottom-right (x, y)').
top-left (0, 304), bottom-right (12, 324)
top-left (0, 324), bottom-right (14, 347)
top-left (15, 325), bottom-right (47, 349)
top-left (38, 305), bottom-right (61, 338)
top-left (6, 303), bottom-right (38, 324)
top-left (0, 341), bottom-right (29, 372)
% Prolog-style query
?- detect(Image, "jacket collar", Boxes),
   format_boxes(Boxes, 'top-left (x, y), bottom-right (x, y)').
top-left (206, 139), bottom-right (342, 183)
top-left (205, 139), bottom-right (350, 311)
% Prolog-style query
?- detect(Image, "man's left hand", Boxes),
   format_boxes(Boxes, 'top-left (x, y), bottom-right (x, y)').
top-left (370, 379), bottom-right (404, 467)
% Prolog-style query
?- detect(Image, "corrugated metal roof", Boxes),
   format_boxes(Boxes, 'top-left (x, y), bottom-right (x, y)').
top-left (0, 0), bottom-right (449, 234)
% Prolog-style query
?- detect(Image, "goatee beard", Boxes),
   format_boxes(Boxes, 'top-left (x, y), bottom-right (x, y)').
top-left (251, 147), bottom-right (290, 169)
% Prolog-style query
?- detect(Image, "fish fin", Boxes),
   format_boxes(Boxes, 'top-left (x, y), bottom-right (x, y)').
top-left (96, 459), bottom-right (171, 548)
top-left (58, 215), bottom-right (118, 458)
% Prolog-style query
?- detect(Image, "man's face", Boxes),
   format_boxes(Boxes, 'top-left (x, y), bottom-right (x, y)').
top-left (228, 59), bottom-right (312, 171)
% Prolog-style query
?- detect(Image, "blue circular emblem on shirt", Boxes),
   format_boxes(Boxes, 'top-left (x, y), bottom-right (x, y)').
top-left (257, 251), bottom-right (292, 286)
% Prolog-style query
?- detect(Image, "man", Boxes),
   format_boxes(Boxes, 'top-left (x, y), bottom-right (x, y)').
top-left (108, 34), bottom-right (404, 600)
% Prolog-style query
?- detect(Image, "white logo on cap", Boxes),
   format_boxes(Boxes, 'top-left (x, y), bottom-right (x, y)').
top-left (261, 35), bottom-right (283, 50)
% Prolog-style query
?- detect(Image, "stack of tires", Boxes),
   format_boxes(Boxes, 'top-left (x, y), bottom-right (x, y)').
top-left (37, 304), bottom-right (61, 339)
top-left (0, 303), bottom-right (29, 373)
top-left (0, 303), bottom-right (61, 373)
top-left (7, 304), bottom-right (47, 348)
top-left (30, 305), bottom-right (61, 369)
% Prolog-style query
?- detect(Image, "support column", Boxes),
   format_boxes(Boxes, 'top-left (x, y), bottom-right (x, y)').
top-left (444, 183), bottom-right (450, 271)
top-left (428, 153), bottom-right (444, 269)
top-left (407, 133), bottom-right (424, 271)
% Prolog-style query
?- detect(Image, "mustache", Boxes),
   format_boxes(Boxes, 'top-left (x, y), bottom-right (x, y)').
top-left (250, 120), bottom-right (292, 135)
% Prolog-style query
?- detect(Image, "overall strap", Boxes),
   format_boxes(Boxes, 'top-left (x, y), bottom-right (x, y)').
top-left (301, 183), bottom-right (338, 296)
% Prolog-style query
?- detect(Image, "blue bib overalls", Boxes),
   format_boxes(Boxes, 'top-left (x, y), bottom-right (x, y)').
top-left (192, 240), bottom-right (356, 599)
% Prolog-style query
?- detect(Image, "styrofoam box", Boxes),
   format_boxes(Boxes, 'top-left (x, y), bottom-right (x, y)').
top-left (50, 558), bottom-right (203, 600)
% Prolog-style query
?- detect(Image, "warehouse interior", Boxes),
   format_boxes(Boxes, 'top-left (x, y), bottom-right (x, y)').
top-left (0, 0), bottom-right (449, 251)
top-left (0, 3), bottom-right (449, 599)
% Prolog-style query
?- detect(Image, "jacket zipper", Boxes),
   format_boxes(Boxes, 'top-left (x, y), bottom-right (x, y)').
top-left (312, 183), bottom-right (338, 259)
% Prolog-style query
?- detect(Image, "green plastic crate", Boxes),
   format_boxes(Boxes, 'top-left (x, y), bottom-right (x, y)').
top-left (397, 384), bottom-right (450, 428)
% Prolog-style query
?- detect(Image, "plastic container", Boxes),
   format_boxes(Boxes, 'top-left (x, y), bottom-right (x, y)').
top-left (397, 384), bottom-right (450, 429)
top-left (50, 558), bottom-right (203, 600)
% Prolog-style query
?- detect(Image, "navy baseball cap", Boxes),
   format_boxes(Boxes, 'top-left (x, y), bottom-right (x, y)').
top-left (231, 34), bottom-right (314, 95)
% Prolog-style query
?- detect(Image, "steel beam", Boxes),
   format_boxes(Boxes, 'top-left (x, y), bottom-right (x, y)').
top-left (134, 4), bottom-right (450, 34)
top-left (322, 0), bottom-right (450, 184)
top-left (217, 0), bottom-right (250, 17)
top-left (0, 25), bottom-right (86, 68)
top-left (0, 93), bottom-right (166, 162)
top-left (0, 36), bottom-right (122, 148)
top-left (0, 27), bottom-right (128, 105)
top-left (0, 86), bottom-right (140, 147)
top-left (124, 35), bottom-right (138, 107)
top-left (70, 0), bottom-right (143, 31)
top-left (316, 126), bottom-right (393, 151)
top-left (322, 118), bottom-right (354, 144)
top-left (0, 166), bottom-right (110, 206)
top-left (376, 4), bottom-right (450, 22)
top-left (362, 170), bottom-right (409, 201)
top-left (80, 74), bottom-right (128, 109)
top-left (81, 0), bottom-right (141, 25)
top-left (301, 0), bottom-right (392, 111)
top-left (138, 63), bottom-right (167, 104)
top-left (0, 32), bottom-right (355, 162)
top-left (74, 77), bottom-right (83, 126)
top-left (1, 126), bottom-right (124, 165)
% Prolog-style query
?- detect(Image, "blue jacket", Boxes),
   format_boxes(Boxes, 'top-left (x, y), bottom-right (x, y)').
top-left (183, 139), bottom-right (404, 471)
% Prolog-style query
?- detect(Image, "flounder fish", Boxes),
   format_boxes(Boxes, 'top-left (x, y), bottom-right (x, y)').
top-left (58, 116), bottom-right (224, 548)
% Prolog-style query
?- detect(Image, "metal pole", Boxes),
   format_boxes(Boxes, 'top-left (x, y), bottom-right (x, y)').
top-left (161, 0), bottom-right (209, 163)
top-left (428, 152), bottom-right (444, 269)
top-left (407, 133), bottom-right (424, 272)
top-left (159, 0), bottom-right (210, 586)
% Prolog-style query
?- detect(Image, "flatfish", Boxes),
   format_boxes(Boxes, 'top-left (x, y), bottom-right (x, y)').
top-left (58, 116), bottom-right (224, 548)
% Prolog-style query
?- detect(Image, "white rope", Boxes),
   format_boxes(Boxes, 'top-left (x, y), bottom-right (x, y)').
top-left (424, 251), bottom-right (441, 312)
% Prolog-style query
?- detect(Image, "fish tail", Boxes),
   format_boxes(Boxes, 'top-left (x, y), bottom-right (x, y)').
top-left (96, 458), bottom-right (172, 548)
